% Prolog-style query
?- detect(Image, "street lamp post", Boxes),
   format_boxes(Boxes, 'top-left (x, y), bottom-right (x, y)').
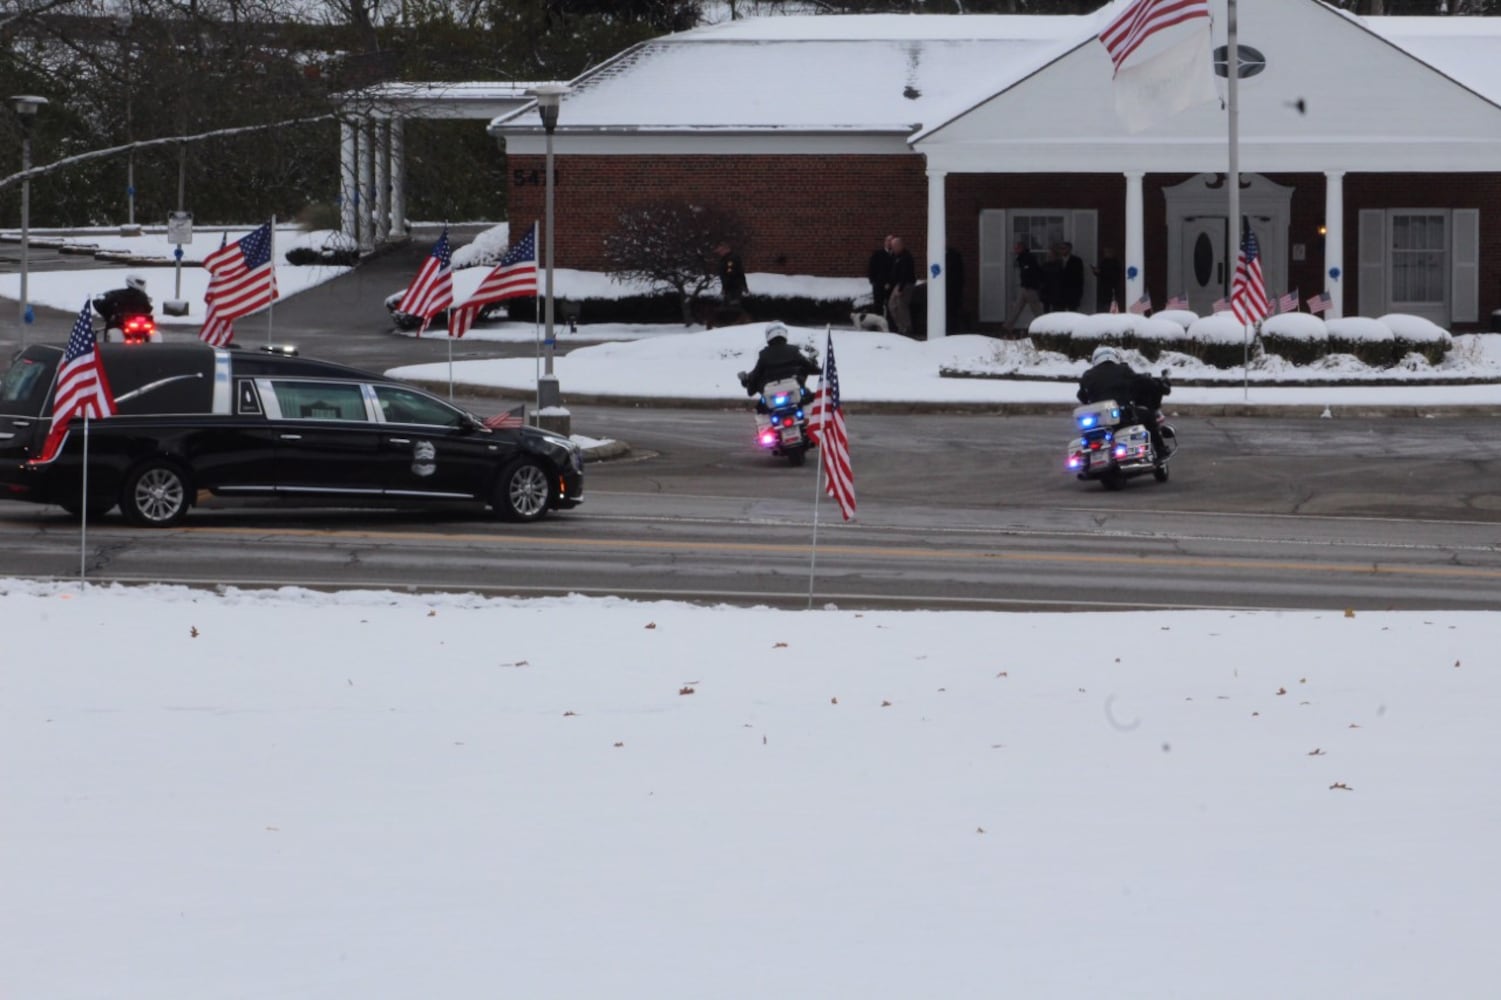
top-left (12, 95), bottom-right (48, 349)
top-left (529, 83), bottom-right (570, 411)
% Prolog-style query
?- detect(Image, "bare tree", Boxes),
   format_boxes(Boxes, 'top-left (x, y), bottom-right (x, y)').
top-left (602, 202), bottom-right (750, 324)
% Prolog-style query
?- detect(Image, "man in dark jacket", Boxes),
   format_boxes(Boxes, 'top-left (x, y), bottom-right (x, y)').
top-left (715, 242), bottom-right (748, 306)
top-left (867, 236), bottom-right (892, 318)
top-left (1077, 345), bottom-right (1171, 460)
top-left (1058, 242), bottom-right (1086, 312)
top-left (742, 322), bottom-right (821, 402)
top-left (92, 274), bottom-right (153, 329)
top-left (886, 236), bottom-right (918, 337)
top-left (1004, 241), bottom-right (1044, 334)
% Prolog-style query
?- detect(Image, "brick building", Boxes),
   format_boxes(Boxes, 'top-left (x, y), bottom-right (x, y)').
top-left (490, 0), bottom-right (1501, 336)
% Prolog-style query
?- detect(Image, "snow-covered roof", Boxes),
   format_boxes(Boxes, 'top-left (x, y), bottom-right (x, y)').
top-left (489, 8), bottom-right (1501, 144)
top-left (1365, 15), bottom-right (1501, 106)
top-left (490, 14), bottom-right (1092, 135)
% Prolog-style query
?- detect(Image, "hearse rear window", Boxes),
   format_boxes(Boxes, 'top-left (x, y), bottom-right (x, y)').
top-left (269, 381), bottom-right (368, 421)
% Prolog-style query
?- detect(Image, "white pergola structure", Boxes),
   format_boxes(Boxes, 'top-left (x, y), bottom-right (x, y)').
top-left (338, 82), bottom-right (541, 250)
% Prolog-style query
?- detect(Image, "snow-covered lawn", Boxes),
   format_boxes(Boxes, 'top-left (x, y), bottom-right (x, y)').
top-left (2, 580), bottom-right (1495, 999)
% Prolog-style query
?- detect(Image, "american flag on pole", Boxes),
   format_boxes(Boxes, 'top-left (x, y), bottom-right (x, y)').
top-left (1212, 296), bottom-right (1230, 314)
top-left (1307, 291), bottom-right (1333, 315)
top-left (1108, 298), bottom-right (1120, 314)
top-left (807, 333), bottom-right (855, 521)
top-left (1278, 289), bottom-right (1300, 314)
top-left (200, 222), bottom-right (278, 324)
top-left (1098, 0), bottom-right (1215, 132)
top-left (1231, 225), bottom-right (1271, 325)
top-left (199, 232), bottom-right (235, 346)
top-left (31, 300), bottom-right (116, 465)
top-left (399, 227), bottom-right (454, 334)
top-left (1128, 293), bottom-right (1153, 315)
top-left (483, 404), bottom-right (527, 430)
top-left (447, 223), bottom-right (538, 338)
top-left (1166, 294), bottom-right (1189, 310)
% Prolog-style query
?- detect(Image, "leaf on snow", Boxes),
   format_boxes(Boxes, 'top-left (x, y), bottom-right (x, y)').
top-left (679, 686), bottom-right (695, 696)
top-left (1329, 782), bottom-right (1352, 791)
top-left (190, 626), bottom-right (199, 638)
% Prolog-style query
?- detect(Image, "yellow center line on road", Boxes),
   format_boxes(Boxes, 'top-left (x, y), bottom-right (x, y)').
top-left (188, 526), bottom-right (1501, 582)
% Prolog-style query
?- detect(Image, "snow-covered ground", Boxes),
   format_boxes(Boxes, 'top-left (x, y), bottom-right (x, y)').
top-left (2, 579), bottom-right (1495, 999)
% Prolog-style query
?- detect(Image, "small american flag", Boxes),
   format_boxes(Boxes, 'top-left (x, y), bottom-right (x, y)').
top-left (1212, 297), bottom-right (1230, 314)
top-left (448, 223), bottom-right (539, 338)
top-left (1128, 293), bottom-right (1152, 315)
top-left (200, 223), bottom-right (278, 324)
top-left (1166, 294), bottom-right (1189, 310)
top-left (1098, 0), bottom-right (1211, 75)
top-left (31, 300), bottom-right (116, 465)
top-left (1231, 226), bottom-right (1271, 325)
top-left (1278, 289), bottom-right (1300, 314)
top-left (399, 227), bottom-right (454, 334)
top-left (1307, 291), bottom-right (1333, 315)
top-left (807, 332), bottom-right (855, 521)
top-left (1108, 298), bottom-right (1120, 314)
top-left (483, 404), bottom-right (527, 430)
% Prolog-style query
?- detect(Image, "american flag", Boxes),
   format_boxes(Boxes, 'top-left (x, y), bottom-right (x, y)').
top-left (1231, 225), bottom-right (1271, 325)
top-left (1307, 291), bottom-right (1333, 315)
top-left (1128, 293), bottom-right (1153, 315)
top-left (1108, 298), bottom-right (1120, 314)
top-left (1098, 0), bottom-right (1211, 75)
top-left (1278, 288), bottom-right (1300, 314)
top-left (200, 222), bottom-right (278, 323)
top-left (1212, 297), bottom-right (1230, 314)
top-left (448, 223), bottom-right (538, 338)
top-left (807, 332), bottom-right (856, 521)
top-left (199, 232), bottom-right (235, 346)
top-left (1166, 294), bottom-right (1189, 310)
top-left (31, 300), bottom-right (116, 465)
top-left (483, 404), bottom-right (527, 430)
top-left (399, 227), bottom-right (454, 334)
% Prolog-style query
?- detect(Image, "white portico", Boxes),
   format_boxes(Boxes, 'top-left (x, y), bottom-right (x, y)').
top-left (337, 82), bottom-right (539, 251)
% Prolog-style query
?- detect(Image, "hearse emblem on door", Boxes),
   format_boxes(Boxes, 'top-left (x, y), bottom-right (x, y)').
top-left (411, 440), bottom-right (436, 477)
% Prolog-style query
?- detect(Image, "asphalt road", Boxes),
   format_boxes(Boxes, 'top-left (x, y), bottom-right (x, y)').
top-left (3, 234), bottom-right (1499, 609)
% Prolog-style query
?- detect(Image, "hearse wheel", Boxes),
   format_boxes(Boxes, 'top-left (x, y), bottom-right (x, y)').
top-left (493, 457), bottom-right (552, 522)
top-left (121, 459), bottom-right (192, 527)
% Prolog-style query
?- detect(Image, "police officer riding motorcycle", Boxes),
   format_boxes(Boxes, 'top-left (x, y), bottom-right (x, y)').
top-left (737, 322), bottom-right (821, 465)
top-left (92, 274), bottom-right (160, 343)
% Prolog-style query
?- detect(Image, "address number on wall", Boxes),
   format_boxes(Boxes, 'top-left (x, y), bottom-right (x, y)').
top-left (513, 168), bottom-right (560, 187)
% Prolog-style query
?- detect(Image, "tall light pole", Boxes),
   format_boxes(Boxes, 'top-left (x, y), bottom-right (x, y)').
top-left (529, 83), bottom-right (570, 410)
top-left (12, 95), bottom-right (48, 349)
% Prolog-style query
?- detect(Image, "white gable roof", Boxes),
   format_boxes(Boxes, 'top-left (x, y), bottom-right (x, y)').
top-left (1365, 15), bottom-right (1501, 106)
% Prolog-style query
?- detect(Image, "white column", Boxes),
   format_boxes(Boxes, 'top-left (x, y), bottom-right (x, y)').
top-left (1125, 170), bottom-right (1145, 307)
top-left (339, 120), bottom-right (357, 240)
top-left (925, 167), bottom-right (948, 339)
top-left (358, 117), bottom-right (375, 253)
top-left (389, 118), bottom-right (407, 238)
top-left (1324, 170), bottom-right (1345, 319)
top-left (375, 118), bottom-right (391, 243)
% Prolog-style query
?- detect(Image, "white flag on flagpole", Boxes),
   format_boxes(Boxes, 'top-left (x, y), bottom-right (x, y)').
top-left (1099, 0), bottom-right (1217, 134)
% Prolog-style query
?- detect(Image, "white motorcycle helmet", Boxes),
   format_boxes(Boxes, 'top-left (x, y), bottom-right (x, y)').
top-left (1091, 345), bottom-right (1122, 366)
top-left (764, 322), bottom-right (789, 344)
top-left (126, 274), bottom-right (147, 292)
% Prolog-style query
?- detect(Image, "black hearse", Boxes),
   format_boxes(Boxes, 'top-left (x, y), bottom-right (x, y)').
top-left (0, 343), bottom-right (584, 526)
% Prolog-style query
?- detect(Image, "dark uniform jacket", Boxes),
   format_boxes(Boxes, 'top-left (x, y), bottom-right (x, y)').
top-left (1077, 360), bottom-right (1168, 411)
top-left (744, 340), bottom-right (820, 396)
top-left (93, 287), bottom-right (153, 326)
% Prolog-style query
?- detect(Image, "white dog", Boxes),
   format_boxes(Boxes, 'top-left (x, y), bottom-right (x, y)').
top-left (850, 310), bottom-right (889, 332)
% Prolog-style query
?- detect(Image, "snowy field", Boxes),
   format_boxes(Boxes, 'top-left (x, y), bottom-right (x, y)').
top-left (2, 580), bottom-right (1497, 1000)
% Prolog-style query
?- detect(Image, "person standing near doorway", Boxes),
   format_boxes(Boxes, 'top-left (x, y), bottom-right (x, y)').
top-left (1093, 246), bottom-right (1123, 313)
top-left (887, 235), bottom-right (917, 337)
top-left (867, 235), bottom-right (893, 321)
top-left (715, 241), bottom-right (748, 306)
top-left (1003, 241), bottom-right (1044, 335)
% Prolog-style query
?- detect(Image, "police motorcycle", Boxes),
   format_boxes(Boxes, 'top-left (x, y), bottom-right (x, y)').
top-left (92, 275), bottom-right (162, 345)
top-left (738, 373), bottom-right (814, 466)
top-left (1066, 371), bottom-right (1177, 491)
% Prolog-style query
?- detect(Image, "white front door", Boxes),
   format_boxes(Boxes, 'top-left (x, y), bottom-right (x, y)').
top-left (1180, 216), bottom-right (1228, 316)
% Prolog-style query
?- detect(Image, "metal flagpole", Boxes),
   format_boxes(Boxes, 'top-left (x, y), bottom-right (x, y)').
top-left (448, 335), bottom-right (455, 399)
top-left (79, 415), bottom-right (89, 581)
top-left (1226, 0), bottom-right (1246, 398)
top-left (806, 325), bottom-right (831, 610)
top-left (267, 215), bottom-right (276, 344)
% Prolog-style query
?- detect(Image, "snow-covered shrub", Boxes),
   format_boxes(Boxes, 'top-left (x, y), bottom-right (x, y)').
top-left (1379, 313), bottom-right (1452, 365)
top-left (1024, 311), bottom-right (1089, 356)
top-left (1028, 312), bottom-right (1210, 362)
top-left (1259, 313), bottom-right (1328, 366)
top-left (451, 224), bottom-right (511, 269)
top-left (1326, 316), bottom-right (1396, 367)
top-left (1153, 309), bottom-right (1197, 333)
top-left (1184, 314), bottom-right (1250, 368)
